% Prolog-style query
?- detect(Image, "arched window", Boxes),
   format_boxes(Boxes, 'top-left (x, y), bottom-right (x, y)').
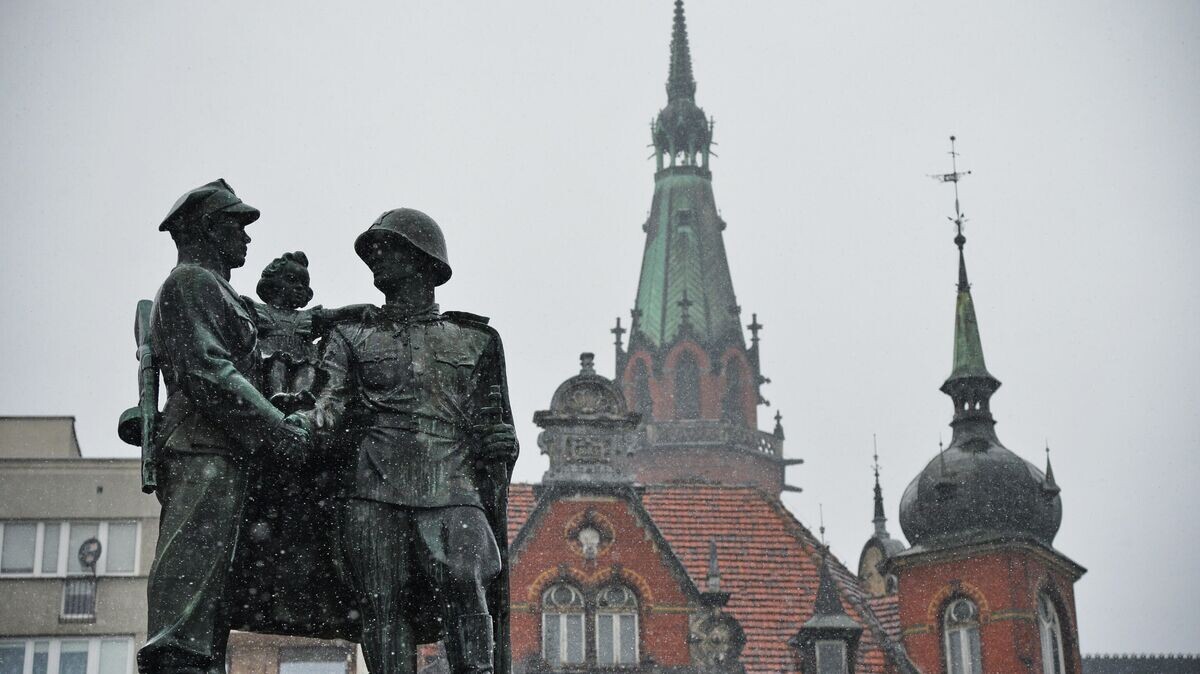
top-left (674, 352), bottom-right (701, 419)
top-left (943, 598), bottom-right (983, 674)
top-left (720, 359), bottom-right (746, 425)
top-left (542, 584), bottom-right (585, 667)
top-left (595, 585), bottom-right (639, 666)
top-left (631, 360), bottom-right (653, 419)
top-left (1038, 593), bottom-right (1067, 674)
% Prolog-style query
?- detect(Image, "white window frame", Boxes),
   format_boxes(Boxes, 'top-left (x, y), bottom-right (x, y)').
top-left (0, 637), bottom-right (135, 674)
top-left (0, 521), bottom-right (140, 578)
top-left (943, 598), bottom-right (983, 674)
top-left (1037, 593), bottom-right (1067, 674)
top-left (594, 611), bottom-right (638, 666)
top-left (593, 586), bottom-right (639, 666)
top-left (541, 585), bottom-right (585, 668)
top-left (814, 640), bottom-right (847, 674)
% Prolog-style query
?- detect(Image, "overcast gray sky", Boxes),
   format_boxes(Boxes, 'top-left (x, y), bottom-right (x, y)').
top-left (2, 0), bottom-right (1197, 655)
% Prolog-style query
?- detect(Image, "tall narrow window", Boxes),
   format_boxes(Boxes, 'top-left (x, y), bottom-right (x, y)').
top-left (595, 586), bottom-right (638, 665)
top-left (542, 584), bottom-right (585, 667)
top-left (631, 360), bottom-right (654, 419)
top-left (944, 598), bottom-right (983, 674)
top-left (721, 360), bottom-right (746, 425)
top-left (1038, 593), bottom-right (1067, 674)
top-left (674, 352), bottom-right (701, 419)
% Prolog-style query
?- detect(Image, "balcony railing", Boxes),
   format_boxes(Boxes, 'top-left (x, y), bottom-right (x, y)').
top-left (61, 576), bottom-right (97, 622)
top-left (642, 420), bottom-right (783, 458)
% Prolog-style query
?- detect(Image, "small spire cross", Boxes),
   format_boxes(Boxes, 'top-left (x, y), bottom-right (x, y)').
top-left (611, 317), bottom-right (626, 350)
top-left (747, 313), bottom-right (763, 346)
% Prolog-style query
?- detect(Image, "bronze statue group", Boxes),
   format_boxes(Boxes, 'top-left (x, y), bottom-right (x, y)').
top-left (122, 179), bottom-right (518, 674)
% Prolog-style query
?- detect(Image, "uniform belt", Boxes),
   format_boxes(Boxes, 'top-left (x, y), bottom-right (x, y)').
top-left (371, 412), bottom-right (462, 440)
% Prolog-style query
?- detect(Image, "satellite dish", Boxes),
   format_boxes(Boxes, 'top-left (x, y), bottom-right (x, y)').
top-left (78, 538), bottom-right (102, 571)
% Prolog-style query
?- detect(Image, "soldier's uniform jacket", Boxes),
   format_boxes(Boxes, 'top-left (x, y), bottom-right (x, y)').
top-left (151, 264), bottom-right (285, 455)
top-left (313, 303), bottom-right (516, 509)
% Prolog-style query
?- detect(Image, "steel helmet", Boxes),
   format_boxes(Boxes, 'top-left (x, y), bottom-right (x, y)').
top-left (354, 208), bottom-right (452, 286)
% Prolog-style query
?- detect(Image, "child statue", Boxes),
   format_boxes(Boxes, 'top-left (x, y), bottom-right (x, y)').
top-left (254, 251), bottom-right (371, 414)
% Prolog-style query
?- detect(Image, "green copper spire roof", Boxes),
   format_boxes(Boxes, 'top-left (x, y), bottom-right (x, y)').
top-left (935, 136), bottom-right (998, 392)
top-left (632, 172), bottom-right (742, 348)
top-left (633, 2), bottom-right (739, 350)
top-left (946, 237), bottom-right (995, 383)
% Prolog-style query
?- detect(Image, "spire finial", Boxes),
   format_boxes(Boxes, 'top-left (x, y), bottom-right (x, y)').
top-left (818, 503), bottom-right (826, 547)
top-left (666, 0), bottom-right (697, 101)
top-left (935, 135), bottom-right (999, 405)
top-left (1043, 441), bottom-right (1061, 494)
top-left (747, 313), bottom-right (762, 347)
top-left (773, 410), bottom-right (785, 440)
top-left (872, 435), bottom-right (889, 537)
top-left (612, 316), bottom-right (626, 350)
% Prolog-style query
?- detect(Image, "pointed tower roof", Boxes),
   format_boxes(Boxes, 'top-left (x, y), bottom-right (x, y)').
top-left (943, 236), bottom-right (998, 386)
top-left (807, 553), bottom-right (859, 629)
top-left (939, 136), bottom-right (999, 395)
top-left (634, 0), bottom-right (737, 350)
top-left (871, 440), bottom-right (891, 539)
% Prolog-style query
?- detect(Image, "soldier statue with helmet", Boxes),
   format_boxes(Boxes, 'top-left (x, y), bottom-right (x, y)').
top-left (304, 207), bottom-right (518, 674)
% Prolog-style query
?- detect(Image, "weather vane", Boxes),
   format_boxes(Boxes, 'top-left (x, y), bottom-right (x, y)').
top-left (931, 135), bottom-right (972, 245)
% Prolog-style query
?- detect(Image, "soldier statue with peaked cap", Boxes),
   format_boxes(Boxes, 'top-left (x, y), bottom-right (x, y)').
top-left (140, 179), bottom-right (314, 674)
top-left (305, 208), bottom-right (518, 674)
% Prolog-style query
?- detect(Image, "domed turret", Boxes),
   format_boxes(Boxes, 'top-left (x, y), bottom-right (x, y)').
top-left (533, 353), bottom-right (641, 485)
top-left (899, 437), bottom-right (1062, 547)
top-left (899, 145), bottom-right (1062, 549)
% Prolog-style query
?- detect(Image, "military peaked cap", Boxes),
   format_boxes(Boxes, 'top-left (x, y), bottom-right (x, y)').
top-left (159, 178), bottom-right (261, 233)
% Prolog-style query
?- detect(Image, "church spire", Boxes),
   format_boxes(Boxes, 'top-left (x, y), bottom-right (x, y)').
top-left (934, 137), bottom-right (1001, 426)
top-left (871, 435), bottom-right (889, 538)
top-left (667, 0), bottom-right (697, 102)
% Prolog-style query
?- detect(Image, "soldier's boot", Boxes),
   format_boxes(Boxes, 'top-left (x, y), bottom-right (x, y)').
top-left (446, 613), bottom-right (494, 674)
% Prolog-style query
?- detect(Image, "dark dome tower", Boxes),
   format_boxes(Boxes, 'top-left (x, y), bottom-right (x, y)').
top-left (886, 139), bottom-right (1085, 674)
top-left (613, 0), bottom-right (801, 496)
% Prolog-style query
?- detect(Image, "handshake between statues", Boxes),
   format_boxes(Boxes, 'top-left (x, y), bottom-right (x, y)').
top-left (119, 180), bottom-right (518, 674)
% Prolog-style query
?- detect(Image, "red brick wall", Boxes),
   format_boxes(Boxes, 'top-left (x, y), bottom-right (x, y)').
top-left (509, 494), bottom-right (694, 667)
top-left (893, 545), bottom-right (1082, 674)
top-left (621, 343), bottom-right (757, 428)
top-left (631, 446), bottom-right (782, 495)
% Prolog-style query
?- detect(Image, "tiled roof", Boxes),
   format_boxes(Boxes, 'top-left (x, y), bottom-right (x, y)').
top-left (866, 595), bottom-right (901, 644)
top-left (508, 483), bottom-right (910, 673)
top-left (508, 483), bottom-right (536, 542)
